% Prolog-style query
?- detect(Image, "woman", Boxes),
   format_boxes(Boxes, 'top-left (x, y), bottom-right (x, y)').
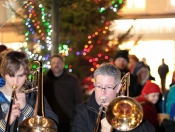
top-left (0, 51), bottom-right (58, 131)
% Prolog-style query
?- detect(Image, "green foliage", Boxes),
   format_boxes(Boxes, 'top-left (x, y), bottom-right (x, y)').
top-left (18, 0), bottom-right (126, 79)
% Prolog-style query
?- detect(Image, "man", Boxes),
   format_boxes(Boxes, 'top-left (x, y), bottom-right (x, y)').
top-left (43, 54), bottom-right (83, 132)
top-left (70, 63), bottom-right (155, 132)
top-left (113, 50), bottom-right (136, 97)
top-left (158, 58), bottom-right (169, 93)
top-left (0, 51), bottom-right (58, 131)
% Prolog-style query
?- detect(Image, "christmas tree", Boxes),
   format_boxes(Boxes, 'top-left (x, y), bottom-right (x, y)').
top-left (17, 0), bottom-right (126, 80)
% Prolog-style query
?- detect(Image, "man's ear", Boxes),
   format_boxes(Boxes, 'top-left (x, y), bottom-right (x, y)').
top-left (116, 83), bottom-right (122, 94)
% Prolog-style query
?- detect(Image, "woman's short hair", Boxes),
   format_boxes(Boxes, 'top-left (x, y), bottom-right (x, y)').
top-left (0, 51), bottom-right (30, 77)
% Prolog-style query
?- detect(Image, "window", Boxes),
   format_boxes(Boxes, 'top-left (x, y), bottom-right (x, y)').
top-left (170, 0), bottom-right (175, 6)
top-left (126, 0), bottom-right (146, 9)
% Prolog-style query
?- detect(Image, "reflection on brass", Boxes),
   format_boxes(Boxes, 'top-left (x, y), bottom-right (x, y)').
top-left (105, 73), bottom-right (143, 131)
top-left (19, 116), bottom-right (57, 132)
top-left (19, 61), bottom-right (57, 132)
top-left (106, 97), bottom-right (143, 131)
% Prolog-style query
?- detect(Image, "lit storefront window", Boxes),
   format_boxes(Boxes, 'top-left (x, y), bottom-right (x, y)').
top-left (127, 0), bottom-right (146, 9)
top-left (170, 0), bottom-right (175, 6)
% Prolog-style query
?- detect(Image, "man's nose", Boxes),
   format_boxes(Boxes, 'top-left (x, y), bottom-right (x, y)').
top-left (13, 77), bottom-right (18, 85)
top-left (101, 88), bottom-right (106, 95)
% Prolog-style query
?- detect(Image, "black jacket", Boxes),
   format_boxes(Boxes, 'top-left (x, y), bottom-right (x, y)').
top-left (43, 69), bottom-right (83, 132)
top-left (71, 91), bottom-right (155, 132)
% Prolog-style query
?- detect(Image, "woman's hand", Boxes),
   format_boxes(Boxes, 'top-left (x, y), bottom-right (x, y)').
top-left (4, 104), bottom-right (21, 125)
top-left (15, 93), bottom-right (26, 109)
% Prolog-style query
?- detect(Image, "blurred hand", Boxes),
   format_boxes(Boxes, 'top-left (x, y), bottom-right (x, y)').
top-left (4, 104), bottom-right (21, 125)
top-left (15, 93), bottom-right (26, 109)
top-left (101, 117), bottom-right (112, 132)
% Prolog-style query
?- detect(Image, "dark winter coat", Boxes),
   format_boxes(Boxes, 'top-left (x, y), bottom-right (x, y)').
top-left (71, 91), bottom-right (155, 132)
top-left (43, 69), bottom-right (83, 132)
top-left (158, 64), bottom-right (169, 78)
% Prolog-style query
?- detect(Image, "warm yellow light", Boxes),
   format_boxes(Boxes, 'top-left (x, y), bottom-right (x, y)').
top-left (126, 0), bottom-right (145, 9)
top-left (105, 48), bottom-right (109, 52)
top-left (103, 31), bottom-right (106, 34)
top-left (90, 68), bottom-right (94, 72)
top-left (105, 26), bottom-right (108, 30)
top-left (91, 78), bottom-right (95, 83)
top-left (88, 41), bottom-right (92, 44)
top-left (95, 32), bottom-right (98, 35)
top-left (134, 0), bottom-right (145, 8)
top-left (171, 0), bottom-right (175, 6)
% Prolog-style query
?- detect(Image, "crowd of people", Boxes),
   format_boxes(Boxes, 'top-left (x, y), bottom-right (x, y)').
top-left (0, 44), bottom-right (174, 132)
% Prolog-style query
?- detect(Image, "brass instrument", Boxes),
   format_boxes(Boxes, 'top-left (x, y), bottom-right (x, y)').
top-left (5, 85), bottom-right (18, 132)
top-left (94, 96), bottom-right (107, 132)
top-left (18, 60), bottom-right (57, 132)
top-left (105, 72), bottom-right (143, 131)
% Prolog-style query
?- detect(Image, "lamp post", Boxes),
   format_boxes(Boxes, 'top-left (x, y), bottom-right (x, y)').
top-left (51, 0), bottom-right (59, 56)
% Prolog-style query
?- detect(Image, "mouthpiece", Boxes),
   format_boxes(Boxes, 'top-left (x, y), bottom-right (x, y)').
top-left (12, 85), bottom-right (18, 90)
top-left (101, 96), bottom-right (107, 103)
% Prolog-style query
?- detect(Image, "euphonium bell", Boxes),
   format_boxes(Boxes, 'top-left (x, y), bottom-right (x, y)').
top-left (105, 72), bottom-right (143, 131)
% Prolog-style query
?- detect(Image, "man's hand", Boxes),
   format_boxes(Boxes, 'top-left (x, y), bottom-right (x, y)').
top-left (101, 117), bottom-right (112, 132)
top-left (4, 104), bottom-right (21, 125)
top-left (15, 93), bottom-right (26, 109)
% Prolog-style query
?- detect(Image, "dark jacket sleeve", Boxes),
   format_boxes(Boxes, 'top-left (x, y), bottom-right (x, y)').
top-left (44, 96), bottom-right (59, 125)
top-left (71, 104), bottom-right (92, 132)
top-left (128, 119), bottom-right (155, 132)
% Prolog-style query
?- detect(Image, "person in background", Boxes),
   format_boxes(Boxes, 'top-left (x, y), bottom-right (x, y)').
top-left (142, 57), bottom-right (155, 81)
top-left (71, 63), bottom-right (155, 132)
top-left (166, 71), bottom-right (175, 116)
top-left (169, 71), bottom-right (175, 87)
top-left (158, 58), bottom-right (169, 93)
top-left (132, 61), bottom-right (150, 97)
top-left (0, 51), bottom-right (58, 131)
top-left (43, 54), bottom-right (83, 132)
top-left (128, 54), bottom-right (139, 74)
top-left (135, 80), bottom-right (161, 132)
top-left (0, 45), bottom-right (7, 53)
top-left (113, 50), bottom-right (136, 97)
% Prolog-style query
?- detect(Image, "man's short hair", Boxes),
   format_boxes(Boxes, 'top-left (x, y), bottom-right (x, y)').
top-left (50, 54), bottom-right (65, 62)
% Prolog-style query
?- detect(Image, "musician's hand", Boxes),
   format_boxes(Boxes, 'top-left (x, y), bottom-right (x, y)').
top-left (101, 117), bottom-right (112, 132)
top-left (4, 104), bottom-right (21, 125)
top-left (16, 93), bottom-right (26, 109)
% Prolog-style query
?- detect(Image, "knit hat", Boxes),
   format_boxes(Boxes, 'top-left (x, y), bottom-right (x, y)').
top-left (114, 50), bottom-right (129, 62)
top-left (141, 80), bottom-right (161, 95)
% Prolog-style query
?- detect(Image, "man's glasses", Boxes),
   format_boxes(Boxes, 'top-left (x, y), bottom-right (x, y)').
top-left (94, 84), bottom-right (118, 92)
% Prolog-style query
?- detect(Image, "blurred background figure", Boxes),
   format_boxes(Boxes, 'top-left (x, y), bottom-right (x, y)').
top-left (43, 54), bottom-right (83, 132)
top-left (113, 50), bottom-right (136, 97)
top-left (132, 61), bottom-right (150, 97)
top-left (128, 54), bottom-right (139, 74)
top-left (135, 80), bottom-right (161, 132)
top-left (170, 71), bottom-right (175, 87)
top-left (158, 58), bottom-right (169, 93)
top-left (0, 44), bottom-right (7, 53)
top-left (142, 57), bottom-right (155, 81)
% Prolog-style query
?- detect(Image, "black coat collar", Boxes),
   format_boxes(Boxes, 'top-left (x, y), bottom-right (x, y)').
top-left (87, 91), bottom-right (100, 113)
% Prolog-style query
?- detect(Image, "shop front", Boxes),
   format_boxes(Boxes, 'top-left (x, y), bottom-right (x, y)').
top-left (111, 18), bottom-right (175, 90)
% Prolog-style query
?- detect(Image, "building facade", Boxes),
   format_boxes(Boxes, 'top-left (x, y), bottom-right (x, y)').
top-left (110, 0), bottom-right (175, 89)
